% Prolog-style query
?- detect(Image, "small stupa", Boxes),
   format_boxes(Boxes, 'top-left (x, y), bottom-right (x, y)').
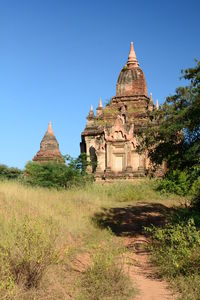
top-left (33, 121), bottom-right (64, 162)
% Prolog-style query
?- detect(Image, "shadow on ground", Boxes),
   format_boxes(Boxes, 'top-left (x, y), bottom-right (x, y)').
top-left (92, 202), bottom-right (174, 237)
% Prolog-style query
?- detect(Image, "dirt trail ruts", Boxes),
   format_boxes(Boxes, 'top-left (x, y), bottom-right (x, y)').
top-left (93, 202), bottom-right (177, 300)
top-left (124, 236), bottom-right (175, 300)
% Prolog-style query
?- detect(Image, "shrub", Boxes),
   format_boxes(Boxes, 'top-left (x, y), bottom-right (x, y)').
top-left (157, 170), bottom-right (192, 196)
top-left (24, 161), bottom-right (70, 188)
top-left (157, 165), bottom-right (200, 198)
top-left (191, 176), bottom-right (200, 208)
top-left (24, 158), bottom-right (93, 189)
top-left (79, 249), bottom-right (134, 300)
top-left (148, 218), bottom-right (200, 277)
top-left (147, 210), bottom-right (200, 299)
top-left (0, 164), bottom-right (22, 181)
top-left (0, 217), bottom-right (58, 297)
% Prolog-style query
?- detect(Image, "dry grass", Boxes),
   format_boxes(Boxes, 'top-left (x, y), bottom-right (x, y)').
top-left (0, 180), bottom-right (182, 299)
top-left (78, 245), bottom-right (135, 300)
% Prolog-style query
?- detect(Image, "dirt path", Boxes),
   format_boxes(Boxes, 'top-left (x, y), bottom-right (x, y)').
top-left (94, 202), bottom-right (177, 300)
top-left (124, 236), bottom-right (175, 300)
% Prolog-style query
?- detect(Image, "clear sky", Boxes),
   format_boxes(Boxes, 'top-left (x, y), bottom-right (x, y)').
top-left (0, 0), bottom-right (200, 168)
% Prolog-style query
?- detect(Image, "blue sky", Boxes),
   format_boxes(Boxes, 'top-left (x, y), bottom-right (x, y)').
top-left (0, 0), bottom-right (200, 168)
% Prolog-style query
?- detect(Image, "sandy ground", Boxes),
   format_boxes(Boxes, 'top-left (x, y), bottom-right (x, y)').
top-left (124, 236), bottom-right (176, 300)
top-left (98, 201), bottom-right (178, 300)
top-left (75, 202), bottom-right (178, 299)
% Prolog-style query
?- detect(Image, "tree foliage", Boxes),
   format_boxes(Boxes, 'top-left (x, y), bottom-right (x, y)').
top-left (139, 61), bottom-right (200, 197)
top-left (0, 164), bottom-right (22, 180)
top-left (24, 154), bottom-right (93, 189)
top-left (139, 60), bottom-right (200, 171)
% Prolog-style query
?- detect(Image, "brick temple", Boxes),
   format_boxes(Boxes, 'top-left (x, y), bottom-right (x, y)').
top-left (81, 42), bottom-right (162, 179)
top-left (33, 122), bottom-right (64, 163)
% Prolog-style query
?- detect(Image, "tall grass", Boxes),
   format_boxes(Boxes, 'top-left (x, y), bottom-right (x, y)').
top-left (86, 179), bottom-right (183, 203)
top-left (78, 244), bottom-right (135, 300)
top-left (0, 179), bottom-right (182, 299)
top-left (0, 181), bottom-right (138, 299)
top-left (0, 182), bottom-right (104, 298)
top-left (0, 216), bottom-right (58, 297)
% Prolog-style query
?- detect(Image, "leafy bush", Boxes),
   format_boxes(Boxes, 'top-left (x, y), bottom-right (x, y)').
top-left (157, 170), bottom-right (190, 196)
top-left (24, 154), bottom-right (93, 189)
top-left (147, 210), bottom-right (200, 299)
top-left (0, 217), bottom-right (58, 298)
top-left (79, 248), bottom-right (134, 300)
top-left (0, 164), bottom-right (22, 181)
top-left (148, 218), bottom-right (200, 276)
top-left (157, 169), bottom-right (200, 196)
top-left (191, 171), bottom-right (200, 208)
top-left (25, 161), bottom-right (70, 188)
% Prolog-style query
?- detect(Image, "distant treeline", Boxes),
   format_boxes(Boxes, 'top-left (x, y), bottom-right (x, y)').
top-left (0, 154), bottom-right (93, 189)
top-left (0, 164), bottom-right (22, 180)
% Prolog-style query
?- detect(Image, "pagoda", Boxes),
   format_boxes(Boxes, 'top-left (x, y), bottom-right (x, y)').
top-left (81, 42), bottom-right (163, 178)
top-left (33, 122), bottom-right (64, 162)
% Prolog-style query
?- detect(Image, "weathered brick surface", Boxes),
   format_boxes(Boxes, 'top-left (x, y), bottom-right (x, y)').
top-left (116, 65), bottom-right (147, 97)
top-left (81, 42), bottom-right (162, 179)
top-left (33, 122), bottom-right (64, 163)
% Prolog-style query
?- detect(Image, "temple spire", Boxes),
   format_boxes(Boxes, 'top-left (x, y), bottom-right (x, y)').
top-left (87, 104), bottom-right (95, 124)
top-left (150, 93), bottom-right (153, 103)
top-left (148, 93), bottom-right (154, 112)
top-left (156, 99), bottom-right (159, 110)
top-left (96, 98), bottom-right (103, 117)
top-left (98, 98), bottom-right (103, 108)
top-left (47, 121), bottom-right (54, 134)
top-left (88, 104), bottom-right (94, 117)
top-left (127, 42), bottom-right (138, 66)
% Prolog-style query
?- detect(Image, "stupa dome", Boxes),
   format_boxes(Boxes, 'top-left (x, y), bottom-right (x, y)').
top-left (116, 42), bottom-right (147, 97)
top-left (33, 122), bottom-right (64, 162)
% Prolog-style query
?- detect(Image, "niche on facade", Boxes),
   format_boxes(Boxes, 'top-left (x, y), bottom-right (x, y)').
top-left (89, 146), bottom-right (97, 173)
top-left (119, 104), bottom-right (127, 113)
top-left (95, 134), bottom-right (105, 150)
top-left (121, 114), bottom-right (126, 124)
top-left (80, 137), bottom-right (86, 153)
top-left (114, 115), bottom-right (124, 128)
top-left (113, 154), bottom-right (123, 172)
top-left (114, 131), bottom-right (124, 140)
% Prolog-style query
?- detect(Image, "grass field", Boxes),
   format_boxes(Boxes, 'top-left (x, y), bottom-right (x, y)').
top-left (0, 180), bottom-right (185, 299)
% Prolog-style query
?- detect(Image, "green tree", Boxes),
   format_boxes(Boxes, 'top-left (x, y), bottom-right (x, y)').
top-left (24, 154), bottom-right (93, 189)
top-left (0, 164), bottom-right (22, 180)
top-left (139, 61), bottom-right (200, 196)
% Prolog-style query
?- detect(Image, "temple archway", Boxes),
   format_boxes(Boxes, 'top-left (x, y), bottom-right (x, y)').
top-left (89, 146), bottom-right (97, 173)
